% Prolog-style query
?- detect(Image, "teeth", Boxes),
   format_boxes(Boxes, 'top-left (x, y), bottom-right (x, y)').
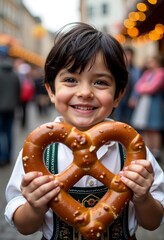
top-left (74, 106), bottom-right (93, 110)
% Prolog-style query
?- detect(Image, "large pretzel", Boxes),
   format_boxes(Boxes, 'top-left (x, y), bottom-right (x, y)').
top-left (22, 121), bottom-right (146, 239)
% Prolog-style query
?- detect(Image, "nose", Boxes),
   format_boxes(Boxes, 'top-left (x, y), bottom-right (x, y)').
top-left (76, 83), bottom-right (94, 99)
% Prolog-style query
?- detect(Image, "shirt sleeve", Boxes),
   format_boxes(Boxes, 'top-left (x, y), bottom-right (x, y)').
top-left (147, 148), bottom-right (164, 224)
top-left (4, 117), bottom-right (60, 229)
top-left (4, 150), bottom-right (26, 226)
top-left (128, 147), bottom-right (164, 235)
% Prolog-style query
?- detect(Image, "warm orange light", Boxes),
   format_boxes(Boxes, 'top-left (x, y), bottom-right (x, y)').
top-left (137, 3), bottom-right (148, 12)
top-left (124, 19), bottom-right (136, 28)
top-left (147, 0), bottom-right (157, 5)
top-left (134, 12), bottom-right (140, 21)
top-left (0, 34), bottom-right (20, 45)
top-left (9, 46), bottom-right (45, 67)
top-left (143, 34), bottom-right (150, 42)
top-left (33, 24), bottom-right (46, 39)
top-left (114, 34), bottom-right (126, 43)
top-left (0, 35), bottom-right (10, 45)
top-left (128, 11), bottom-right (146, 22)
top-left (138, 12), bottom-right (146, 21)
top-left (127, 27), bottom-right (139, 37)
top-left (155, 24), bottom-right (164, 34)
top-left (148, 30), bottom-right (161, 41)
top-left (128, 12), bottom-right (137, 21)
top-left (136, 37), bottom-right (143, 44)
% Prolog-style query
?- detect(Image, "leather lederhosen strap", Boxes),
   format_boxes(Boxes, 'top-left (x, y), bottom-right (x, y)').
top-left (41, 236), bottom-right (137, 240)
top-left (43, 143), bottom-right (137, 240)
top-left (41, 237), bottom-right (47, 240)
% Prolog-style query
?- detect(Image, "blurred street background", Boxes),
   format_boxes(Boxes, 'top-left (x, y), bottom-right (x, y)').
top-left (0, 0), bottom-right (164, 239)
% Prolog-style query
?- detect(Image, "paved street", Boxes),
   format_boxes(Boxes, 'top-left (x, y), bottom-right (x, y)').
top-left (0, 102), bottom-right (164, 240)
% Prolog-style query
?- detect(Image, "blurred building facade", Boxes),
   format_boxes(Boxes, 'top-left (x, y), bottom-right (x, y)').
top-left (80, 0), bottom-right (128, 35)
top-left (0, 0), bottom-right (163, 68)
top-left (80, 0), bottom-right (164, 67)
top-left (0, 0), bottom-right (54, 67)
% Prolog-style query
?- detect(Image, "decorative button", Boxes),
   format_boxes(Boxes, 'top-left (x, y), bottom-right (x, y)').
top-left (89, 180), bottom-right (94, 186)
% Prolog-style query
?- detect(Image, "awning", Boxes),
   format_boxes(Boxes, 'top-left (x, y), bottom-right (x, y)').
top-left (9, 45), bottom-right (45, 67)
top-left (0, 33), bottom-right (45, 67)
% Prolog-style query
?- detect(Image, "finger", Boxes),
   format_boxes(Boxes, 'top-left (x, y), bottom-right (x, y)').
top-left (28, 180), bottom-right (60, 207)
top-left (130, 160), bottom-right (154, 175)
top-left (35, 184), bottom-right (60, 205)
top-left (21, 171), bottom-right (43, 188)
top-left (119, 174), bottom-right (141, 192)
top-left (120, 166), bottom-right (153, 189)
top-left (26, 175), bottom-right (57, 193)
top-left (120, 174), bottom-right (152, 203)
top-left (34, 178), bottom-right (59, 198)
top-left (120, 170), bottom-right (144, 187)
top-left (123, 164), bottom-right (150, 179)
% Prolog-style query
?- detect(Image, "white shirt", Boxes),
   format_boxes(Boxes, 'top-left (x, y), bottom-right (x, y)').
top-left (5, 116), bottom-right (164, 239)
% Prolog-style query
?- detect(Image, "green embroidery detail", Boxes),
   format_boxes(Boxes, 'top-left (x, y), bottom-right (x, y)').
top-left (44, 143), bottom-right (132, 240)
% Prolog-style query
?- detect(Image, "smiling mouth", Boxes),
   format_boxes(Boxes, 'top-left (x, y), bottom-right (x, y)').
top-left (72, 105), bottom-right (97, 111)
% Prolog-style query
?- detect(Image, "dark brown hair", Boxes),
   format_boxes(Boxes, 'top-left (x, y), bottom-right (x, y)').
top-left (44, 22), bottom-right (128, 98)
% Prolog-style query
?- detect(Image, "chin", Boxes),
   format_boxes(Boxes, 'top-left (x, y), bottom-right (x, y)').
top-left (75, 122), bottom-right (96, 131)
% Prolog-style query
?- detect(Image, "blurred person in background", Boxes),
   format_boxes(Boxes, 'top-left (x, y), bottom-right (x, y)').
top-left (113, 46), bottom-right (141, 124)
top-left (0, 58), bottom-right (20, 166)
top-left (132, 55), bottom-right (164, 161)
top-left (33, 67), bottom-right (50, 116)
top-left (18, 63), bottom-right (35, 129)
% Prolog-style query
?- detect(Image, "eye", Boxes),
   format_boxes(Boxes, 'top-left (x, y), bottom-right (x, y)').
top-left (64, 78), bottom-right (77, 83)
top-left (94, 80), bottom-right (109, 86)
top-left (94, 79), bottom-right (111, 89)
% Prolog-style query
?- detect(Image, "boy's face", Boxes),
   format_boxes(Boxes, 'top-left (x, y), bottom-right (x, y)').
top-left (46, 52), bottom-right (124, 131)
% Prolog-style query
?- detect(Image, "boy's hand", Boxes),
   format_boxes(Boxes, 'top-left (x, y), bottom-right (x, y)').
top-left (20, 171), bottom-right (60, 214)
top-left (119, 160), bottom-right (154, 204)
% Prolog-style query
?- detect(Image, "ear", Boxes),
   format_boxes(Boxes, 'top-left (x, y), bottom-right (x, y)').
top-left (45, 83), bottom-right (56, 103)
top-left (113, 89), bottom-right (126, 108)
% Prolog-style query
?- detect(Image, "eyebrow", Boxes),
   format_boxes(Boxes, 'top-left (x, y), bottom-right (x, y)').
top-left (58, 69), bottom-right (70, 77)
top-left (94, 72), bottom-right (113, 78)
top-left (59, 69), bottom-right (114, 80)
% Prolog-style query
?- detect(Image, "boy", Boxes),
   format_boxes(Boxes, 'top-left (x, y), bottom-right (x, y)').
top-left (5, 22), bottom-right (164, 240)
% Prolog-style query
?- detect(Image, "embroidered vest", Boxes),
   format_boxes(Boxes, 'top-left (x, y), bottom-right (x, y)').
top-left (44, 143), bottom-right (136, 240)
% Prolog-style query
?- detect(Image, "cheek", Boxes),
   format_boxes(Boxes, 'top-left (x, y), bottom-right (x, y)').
top-left (100, 93), bottom-right (115, 107)
top-left (54, 89), bottom-right (70, 105)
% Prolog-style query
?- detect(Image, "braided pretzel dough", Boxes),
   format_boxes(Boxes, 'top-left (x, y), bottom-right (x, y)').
top-left (22, 121), bottom-right (146, 239)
